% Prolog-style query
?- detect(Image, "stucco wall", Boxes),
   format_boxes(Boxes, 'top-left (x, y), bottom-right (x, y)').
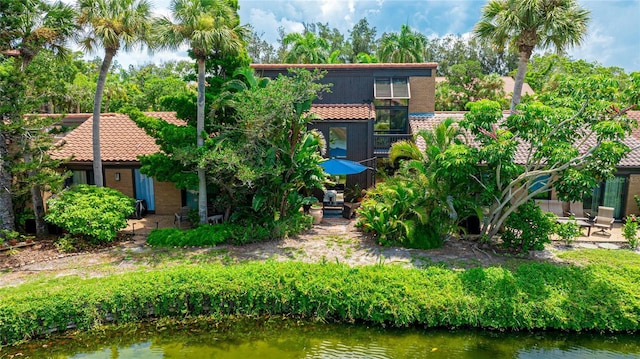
top-left (408, 76), bottom-right (435, 113)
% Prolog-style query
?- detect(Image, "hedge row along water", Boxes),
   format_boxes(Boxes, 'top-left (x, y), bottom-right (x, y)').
top-left (0, 261), bottom-right (638, 345)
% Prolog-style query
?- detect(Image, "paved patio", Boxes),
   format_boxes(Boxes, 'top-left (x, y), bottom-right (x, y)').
top-left (122, 214), bottom-right (633, 251)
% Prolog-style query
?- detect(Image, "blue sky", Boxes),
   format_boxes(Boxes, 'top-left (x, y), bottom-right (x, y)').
top-left (110, 0), bottom-right (640, 73)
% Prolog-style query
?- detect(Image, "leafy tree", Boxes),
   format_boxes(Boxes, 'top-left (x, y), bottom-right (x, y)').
top-left (377, 24), bottom-right (427, 63)
top-left (0, 0), bottom-right (75, 236)
top-left (347, 18), bottom-right (377, 63)
top-left (474, 0), bottom-right (590, 111)
top-left (435, 60), bottom-right (507, 111)
top-left (427, 35), bottom-right (518, 76)
top-left (77, 0), bottom-right (154, 187)
top-left (442, 99), bottom-right (634, 240)
top-left (245, 26), bottom-right (276, 64)
top-left (152, 0), bottom-right (246, 223)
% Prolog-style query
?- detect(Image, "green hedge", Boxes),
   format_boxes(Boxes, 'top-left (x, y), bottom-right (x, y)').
top-left (0, 261), bottom-right (638, 345)
top-left (147, 214), bottom-right (313, 247)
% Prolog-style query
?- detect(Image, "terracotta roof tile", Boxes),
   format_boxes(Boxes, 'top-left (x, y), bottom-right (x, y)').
top-left (410, 112), bottom-right (640, 168)
top-left (628, 110), bottom-right (640, 140)
top-left (310, 104), bottom-right (375, 120)
top-left (51, 112), bottom-right (184, 163)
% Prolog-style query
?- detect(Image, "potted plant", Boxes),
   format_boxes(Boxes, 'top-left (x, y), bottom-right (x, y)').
top-left (309, 202), bottom-right (323, 224)
top-left (302, 196), bottom-right (319, 214)
top-left (623, 214), bottom-right (639, 250)
top-left (345, 183), bottom-right (365, 202)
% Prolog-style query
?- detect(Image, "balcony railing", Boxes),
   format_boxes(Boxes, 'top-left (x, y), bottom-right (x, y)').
top-left (373, 133), bottom-right (413, 156)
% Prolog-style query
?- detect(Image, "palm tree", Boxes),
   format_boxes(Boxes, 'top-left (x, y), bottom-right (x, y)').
top-left (152, 0), bottom-right (246, 224)
top-left (474, 0), bottom-right (590, 111)
top-left (377, 24), bottom-right (427, 63)
top-left (77, 0), bottom-right (153, 187)
top-left (282, 32), bottom-right (330, 63)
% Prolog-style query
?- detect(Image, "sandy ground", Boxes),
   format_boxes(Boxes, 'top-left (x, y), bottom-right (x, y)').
top-left (0, 215), bottom-right (635, 288)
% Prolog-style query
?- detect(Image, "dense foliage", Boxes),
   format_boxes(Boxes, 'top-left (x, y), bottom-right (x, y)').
top-left (138, 68), bottom-right (329, 227)
top-left (501, 201), bottom-right (556, 253)
top-left (1, 257), bottom-right (638, 346)
top-left (45, 185), bottom-right (134, 243)
top-left (147, 213), bottom-right (313, 246)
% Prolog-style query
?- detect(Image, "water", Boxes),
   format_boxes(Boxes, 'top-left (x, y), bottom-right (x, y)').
top-left (4, 319), bottom-right (639, 358)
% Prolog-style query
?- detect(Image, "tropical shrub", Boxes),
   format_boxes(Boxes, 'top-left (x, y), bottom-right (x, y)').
top-left (622, 215), bottom-right (639, 250)
top-left (555, 216), bottom-right (582, 246)
top-left (501, 200), bottom-right (555, 253)
top-left (356, 176), bottom-right (447, 249)
top-left (45, 185), bottom-right (134, 243)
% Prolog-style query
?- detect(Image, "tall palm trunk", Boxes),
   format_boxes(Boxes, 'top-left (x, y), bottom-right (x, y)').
top-left (92, 48), bottom-right (116, 187)
top-left (196, 57), bottom-right (207, 224)
top-left (23, 152), bottom-right (48, 237)
top-left (0, 132), bottom-right (15, 231)
top-left (510, 49), bottom-right (532, 112)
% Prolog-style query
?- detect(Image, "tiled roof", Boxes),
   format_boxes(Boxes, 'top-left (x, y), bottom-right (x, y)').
top-left (410, 112), bottom-right (640, 168)
top-left (310, 104), bottom-right (375, 120)
top-left (252, 63), bottom-right (438, 70)
top-left (435, 76), bottom-right (535, 96)
top-left (51, 112), bottom-right (184, 163)
top-left (628, 110), bottom-right (640, 140)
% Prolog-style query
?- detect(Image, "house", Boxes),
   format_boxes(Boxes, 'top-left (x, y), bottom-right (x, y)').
top-left (252, 63), bottom-right (438, 158)
top-left (50, 112), bottom-right (185, 215)
top-left (411, 111), bottom-right (640, 219)
top-left (253, 63), bottom-right (437, 189)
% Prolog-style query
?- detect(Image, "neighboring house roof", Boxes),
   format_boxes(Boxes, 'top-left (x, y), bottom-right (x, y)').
top-left (310, 104), bottom-right (375, 120)
top-left (410, 112), bottom-right (640, 168)
top-left (435, 76), bottom-right (535, 96)
top-left (51, 112), bottom-right (183, 164)
top-left (627, 110), bottom-right (640, 140)
top-left (252, 63), bottom-right (438, 70)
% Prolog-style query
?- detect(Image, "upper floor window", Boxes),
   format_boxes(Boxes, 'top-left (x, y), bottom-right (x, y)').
top-left (374, 77), bottom-right (410, 99)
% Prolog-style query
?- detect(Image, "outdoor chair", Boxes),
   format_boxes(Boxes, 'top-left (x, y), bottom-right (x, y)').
top-left (592, 206), bottom-right (615, 235)
top-left (174, 206), bottom-right (190, 229)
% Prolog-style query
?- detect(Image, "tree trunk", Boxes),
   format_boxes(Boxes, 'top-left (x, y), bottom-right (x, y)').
top-left (23, 152), bottom-right (48, 237)
top-left (510, 50), bottom-right (532, 112)
top-left (0, 131), bottom-right (15, 231)
top-left (92, 49), bottom-right (116, 187)
top-left (197, 57), bottom-right (208, 224)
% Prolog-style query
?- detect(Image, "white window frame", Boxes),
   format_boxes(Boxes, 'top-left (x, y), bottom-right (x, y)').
top-left (374, 77), bottom-right (411, 99)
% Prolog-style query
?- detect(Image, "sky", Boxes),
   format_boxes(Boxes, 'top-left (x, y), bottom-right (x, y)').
top-left (87, 0), bottom-right (640, 73)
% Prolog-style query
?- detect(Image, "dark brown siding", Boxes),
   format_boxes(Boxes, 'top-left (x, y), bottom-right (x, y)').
top-left (310, 119), bottom-right (375, 189)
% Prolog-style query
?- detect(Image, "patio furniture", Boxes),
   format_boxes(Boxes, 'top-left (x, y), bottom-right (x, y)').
top-left (207, 214), bottom-right (223, 224)
top-left (592, 206), bottom-right (615, 235)
top-left (557, 217), bottom-right (593, 237)
top-left (342, 202), bottom-right (360, 219)
top-left (174, 206), bottom-right (190, 229)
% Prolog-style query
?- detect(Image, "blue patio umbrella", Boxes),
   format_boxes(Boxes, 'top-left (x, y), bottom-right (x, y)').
top-left (320, 158), bottom-right (369, 175)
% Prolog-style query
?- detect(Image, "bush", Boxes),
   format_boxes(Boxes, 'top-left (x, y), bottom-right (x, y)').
top-left (45, 185), bottom-right (134, 243)
top-left (622, 215), bottom-right (639, 250)
top-left (555, 217), bottom-right (582, 246)
top-left (356, 177), bottom-right (447, 249)
top-left (147, 213), bottom-right (313, 247)
top-left (1, 259), bottom-right (639, 346)
top-left (501, 200), bottom-right (555, 253)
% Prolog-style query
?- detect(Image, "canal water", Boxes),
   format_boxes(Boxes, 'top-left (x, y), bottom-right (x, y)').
top-left (4, 319), bottom-right (639, 358)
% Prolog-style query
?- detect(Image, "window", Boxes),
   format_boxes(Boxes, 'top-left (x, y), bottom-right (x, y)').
top-left (530, 175), bottom-right (551, 200)
top-left (64, 170), bottom-right (94, 187)
top-left (374, 77), bottom-right (410, 99)
top-left (329, 127), bottom-right (347, 158)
